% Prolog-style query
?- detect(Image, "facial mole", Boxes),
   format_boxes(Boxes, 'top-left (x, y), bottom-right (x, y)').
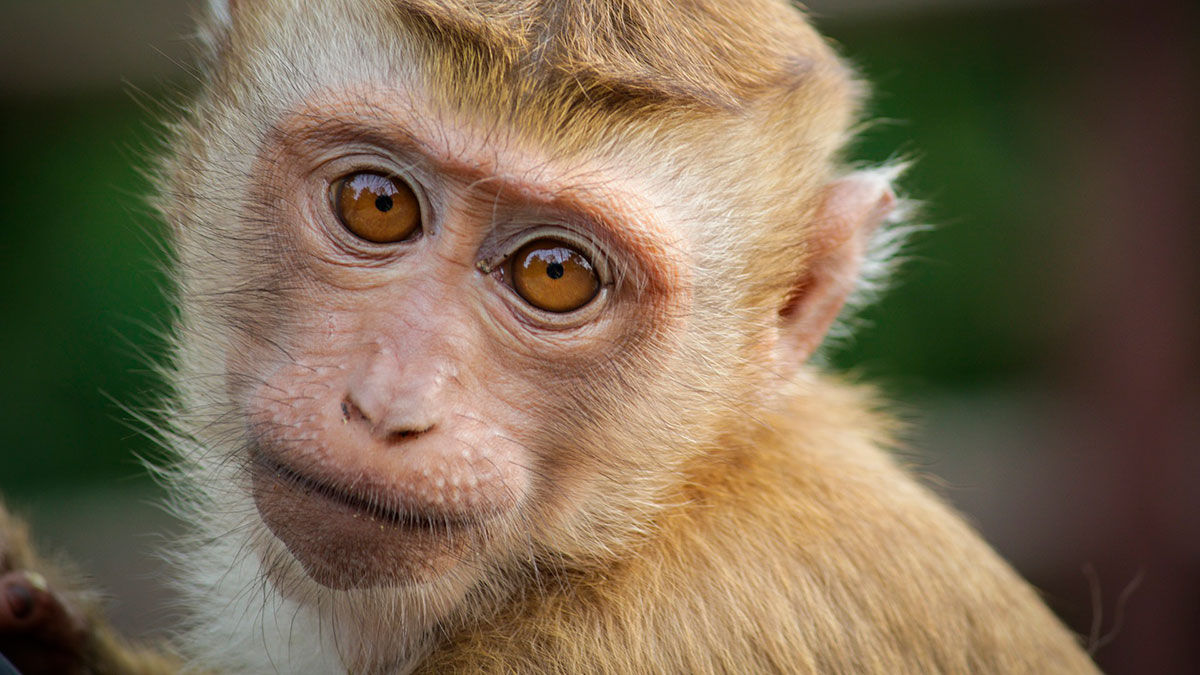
top-left (375, 194), bottom-right (394, 212)
top-left (547, 262), bottom-right (565, 279)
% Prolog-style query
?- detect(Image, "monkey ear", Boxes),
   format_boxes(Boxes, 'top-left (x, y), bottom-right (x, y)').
top-left (773, 171), bottom-right (897, 368)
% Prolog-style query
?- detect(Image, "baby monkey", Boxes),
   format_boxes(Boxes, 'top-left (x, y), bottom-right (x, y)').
top-left (0, 0), bottom-right (1099, 673)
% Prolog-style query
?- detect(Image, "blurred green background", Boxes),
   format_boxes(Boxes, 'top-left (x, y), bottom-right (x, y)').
top-left (0, 1), bottom-right (1195, 672)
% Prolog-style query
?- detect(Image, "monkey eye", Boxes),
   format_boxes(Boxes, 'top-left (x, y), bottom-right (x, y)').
top-left (331, 171), bottom-right (421, 243)
top-left (508, 239), bottom-right (600, 313)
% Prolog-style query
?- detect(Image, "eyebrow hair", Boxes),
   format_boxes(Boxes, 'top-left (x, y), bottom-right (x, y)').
top-left (436, 156), bottom-right (684, 300)
top-left (277, 101), bottom-right (683, 297)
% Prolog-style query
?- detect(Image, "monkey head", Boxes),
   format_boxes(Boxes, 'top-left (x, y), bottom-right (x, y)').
top-left (164, 0), bottom-right (894, 617)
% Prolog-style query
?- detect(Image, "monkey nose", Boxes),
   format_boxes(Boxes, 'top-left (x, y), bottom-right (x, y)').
top-left (340, 394), bottom-right (435, 443)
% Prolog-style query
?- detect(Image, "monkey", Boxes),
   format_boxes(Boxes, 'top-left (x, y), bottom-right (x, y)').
top-left (0, 0), bottom-right (1101, 673)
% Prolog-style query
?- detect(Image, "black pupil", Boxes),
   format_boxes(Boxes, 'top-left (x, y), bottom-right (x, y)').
top-left (375, 194), bottom-right (394, 212)
top-left (546, 262), bottom-right (565, 280)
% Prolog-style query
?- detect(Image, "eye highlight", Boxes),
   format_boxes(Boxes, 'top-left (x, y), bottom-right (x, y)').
top-left (509, 239), bottom-right (600, 313)
top-left (331, 172), bottom-right (421, 243)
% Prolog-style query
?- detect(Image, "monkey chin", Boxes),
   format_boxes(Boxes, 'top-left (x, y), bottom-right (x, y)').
top-left (249, 450), bottom-right (482, 591)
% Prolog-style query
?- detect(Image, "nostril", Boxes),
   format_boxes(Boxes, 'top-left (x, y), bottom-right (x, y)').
top-left (341, 397), bottom-right (369, 424)
top-left (342, 395), bottom-right (434, 443)
top-left (387, 425), bottom-right (433, 443)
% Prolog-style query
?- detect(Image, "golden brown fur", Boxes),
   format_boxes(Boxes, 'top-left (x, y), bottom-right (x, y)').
top-left (0, 1), bottom-right (1100, 673)
top-left (420, 379), bottom-right (1094, 673)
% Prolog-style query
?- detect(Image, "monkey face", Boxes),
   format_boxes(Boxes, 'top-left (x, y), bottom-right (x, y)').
top-left (204, 91), bottom-right (690, 591)
top-left (163, 0), bottom-right (864, 610)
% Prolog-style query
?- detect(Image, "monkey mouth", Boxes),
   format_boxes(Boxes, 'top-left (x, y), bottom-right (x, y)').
top-left (248, 448), bottom-right (479, 589)
top-left (250, 449), bottom-right (478, 533)
top-left (252, 451), bottom-right (472, 532)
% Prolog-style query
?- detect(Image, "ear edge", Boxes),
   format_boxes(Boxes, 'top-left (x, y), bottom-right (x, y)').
top-left (773, 168), bottom-right (908, 367)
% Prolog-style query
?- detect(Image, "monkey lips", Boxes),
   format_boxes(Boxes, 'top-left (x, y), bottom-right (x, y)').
top-left (249, 447), bottom-right (498, 589)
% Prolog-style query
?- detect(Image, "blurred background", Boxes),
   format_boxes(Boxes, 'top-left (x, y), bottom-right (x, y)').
top-left (0, 0), bottom-right (1195, 672)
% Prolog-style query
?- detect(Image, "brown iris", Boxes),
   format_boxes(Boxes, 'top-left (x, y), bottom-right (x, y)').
top-left (510, 239), bottom-right (600, 313)
top-left (331, 172), bottom-right (421, 243)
